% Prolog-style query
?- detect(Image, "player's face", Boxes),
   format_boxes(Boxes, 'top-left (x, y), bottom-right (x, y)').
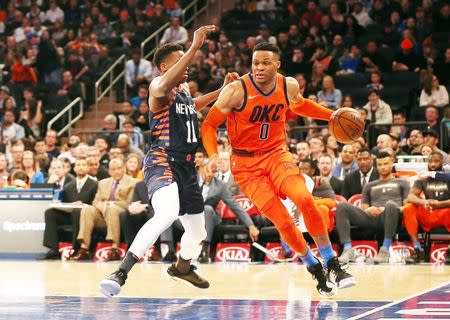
top-left (161, 51), bottom-right (188, 83)
top-left (428, 154), bottom-right (443, 171)
top-left (376, 157), bottom-right (393, 177)
top-left (251, 51), bottom-right (280, 84)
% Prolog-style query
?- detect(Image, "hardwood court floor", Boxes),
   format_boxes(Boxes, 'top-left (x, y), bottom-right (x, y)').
top-left (1, 261), bottom-right (449, 319)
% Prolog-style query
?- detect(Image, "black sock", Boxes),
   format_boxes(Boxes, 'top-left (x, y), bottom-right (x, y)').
top-left (118, 252), bottom-right (139, 274)
top-left (176, 255), bottom-right (191, 274)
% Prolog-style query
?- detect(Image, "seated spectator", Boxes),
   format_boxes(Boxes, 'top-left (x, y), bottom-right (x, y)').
top-left (332, 145), bottom-right (358, 180)
top-left (2, 110), bottom-right (25, 141)
top-left (0, 85), bottom-right (16, 112)
top-left (256, 24), bottom-right (277, 45)
top-left (10, 169), bottom-right (29, 188)
top-left (299, 159), bottom-right (336, 231)
top-left (352, 2), bottom-right (373, 27)
top-left (125, 49), bottom-right (153, 97)
top-left (45, 0), bottom-right (64, 24)
top-left (323, 134), bottom-right (339, 162)
top-left (339, 45), bottom-right (362, 74)
top-left (362, 41), bottom-right (388, 73)
top-left (125, 153), bottom-right (144, 181)
top-left (8, 142), bottom-right (24, 172)
top-left (309, 136), bottom-right (325, 162)
top-left (392, 38), bottom-right (426, 72)
top-left (87, 156), bottom-right (109, 181)
top-left (341, 148), bottom-right (379, 200)
top-left (419, 72), bottom-right (449, 107)
top-left (403, 152), bottom-right (450, 263)
top-left (0, 153), bottom-right (8, 178)
top-left (94, 136), bottom-right (110, 168)
top-left (422, 130), bottom-right (449, 163)
top-left (317, 76), bottom-right (342, 109)
top-left (117, 133), bottom-right (144, 158)
top-left (21, 150), bottom-right (44, 184)
top-left (390, 111), bottom-right (409, 146)
top-left (40, 159), bottom-right (98, 260)
top-left (402, 129), bottom-right (424, 154)
top-left (130, 85), bottom-right (149, 110)
top-left (318, 154), bottom-right (342, 195)
top-left (161, 160), bottom-right (259, 263)
top-left (93, 13), bottom-right (115, 42)
top-left (341, 95), bottom-right (354, 109)
top-left (366, 72), bottom-right (384, 91)
top-left (45, 158), bottom-right (75, 189)
top-left (216, 151), bottom-right (240, 196)
top-left (160, 16), bottom-right (188, 45)
top-left (65, 51), bottom-right (89, 83)
top-left (57, 70), bottom-right (82, 100)
top-left (363, 90), bottom-right (393, 125)
top-left (287, 48), bottom-right (311, 76)
top-left (422, 105), bottom-right (440, 132)
top-left (118, 102), bottom-right (136, 130)
top-left (374, 134), bottom-right (393, 155)
top-left (119, 181), bottom-right (153, 248)
top-left (336, 152), bottom-right (408, 264)
top-left (109, 146), bottom-right (125, 161)
top-left (58, 135), bottom-right (81, 164)
top-left (73, 159), bottom-right (137, 261)
top-left (133, 102), bottom-right (150, 132)
top-left (194, 148), bottom-right (207, 170)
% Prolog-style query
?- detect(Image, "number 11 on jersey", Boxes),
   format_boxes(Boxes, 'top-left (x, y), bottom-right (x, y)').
top-left (186, 120), bottom-right (197, 143)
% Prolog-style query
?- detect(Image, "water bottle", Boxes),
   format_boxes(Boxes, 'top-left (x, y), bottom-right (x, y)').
top-left (53, 189), bottom-right (62, 201)
top-left (1, 176), bottom-right (7, 188)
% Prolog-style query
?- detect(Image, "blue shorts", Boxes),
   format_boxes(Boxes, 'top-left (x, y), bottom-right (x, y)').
top-left (143, 150), bottom-right (204, 215)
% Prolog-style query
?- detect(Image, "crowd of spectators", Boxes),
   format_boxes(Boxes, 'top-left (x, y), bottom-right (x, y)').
top-left (0, 0), bottom-right (449, 263)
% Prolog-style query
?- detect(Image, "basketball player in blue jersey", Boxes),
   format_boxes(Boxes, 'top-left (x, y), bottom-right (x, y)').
top-left (99, 25), bottom-right (239, 296)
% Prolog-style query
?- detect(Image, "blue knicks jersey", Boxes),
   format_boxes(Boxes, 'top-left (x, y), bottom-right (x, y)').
top-left (148, 88), bottom-right (199, 159)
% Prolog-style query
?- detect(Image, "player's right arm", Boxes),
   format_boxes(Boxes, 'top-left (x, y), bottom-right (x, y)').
top-left (150, 25), bottom-right (215, 99)
top-left (201, 80), bottom-right (244, 172)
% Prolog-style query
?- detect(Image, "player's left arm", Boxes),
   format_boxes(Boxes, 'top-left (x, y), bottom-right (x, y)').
top-left (285, 77), bottom-right (333, 121)
top-left (193, 72), bottom-right (240, 111)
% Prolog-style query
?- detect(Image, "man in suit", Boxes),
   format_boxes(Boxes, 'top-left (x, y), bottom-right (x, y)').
top-left (45, 158), bottom-right (75, 189)
top-left (39, 158), bottom-right (98, 260)
top-left (161, 160), bottom-right (260, 263)
top-left (317, 154), bottom-right (342, 195)
top-left (341, 148), bottom-right (379, 199)
top-left (216, 151), bottom-right (240, 196)
top-left (72, 159), bottom-right (137, 261)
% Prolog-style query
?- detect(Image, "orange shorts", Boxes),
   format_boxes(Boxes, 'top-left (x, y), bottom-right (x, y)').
top-left (230, 148), bottom-right (300, 210)
top-left (403, 203), bottom-right (450, 233)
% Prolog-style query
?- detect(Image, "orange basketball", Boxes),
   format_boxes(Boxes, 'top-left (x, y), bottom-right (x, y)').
top-left (329, 107), bottom-right (365, 144)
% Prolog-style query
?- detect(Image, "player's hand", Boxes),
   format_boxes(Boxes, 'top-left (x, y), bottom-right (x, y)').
top-left (205, 155), bottom-right (218, 177)
top-left (418, 171), bottom-right (432, 180)
top-left (428, 199), bottom-right (441, 210)
top-left (365, 206), bottom-right (381, 216)
top-left (249, 225), bottom-right (260, 242)
top-left (191, 25), bottom-right (216, 50)
top-left (222, 72), bottom-right (240, 88)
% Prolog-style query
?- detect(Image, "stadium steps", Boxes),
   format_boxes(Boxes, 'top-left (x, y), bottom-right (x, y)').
top-left (74, 93), bottom-right (123, 131)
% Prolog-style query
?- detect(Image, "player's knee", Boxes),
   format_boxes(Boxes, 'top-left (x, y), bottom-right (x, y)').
top-left (274, 218), bottom-right (296, 234)
top-left (335, 202), bottom-right (350, 218)
top-left (385, 201), bottom-right (399, 214)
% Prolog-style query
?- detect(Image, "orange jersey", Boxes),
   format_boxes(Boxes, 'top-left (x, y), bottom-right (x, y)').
top-left (227, 73), bottom-right (289, 153)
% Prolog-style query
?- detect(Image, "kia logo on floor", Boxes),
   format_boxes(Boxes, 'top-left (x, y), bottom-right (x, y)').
top-left (216, 246), bottom-right (250, 261)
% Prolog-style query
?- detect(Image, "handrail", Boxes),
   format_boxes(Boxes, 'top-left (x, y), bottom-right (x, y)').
top-left (140, 22), bottom-right (170, 61)
top-left (140, 0), bottom-right (210, 60)
top-left (440, 118), bottom-right (449, 151)
top-left (94, 54), bottom-right (126, 123)
top-left (47, 97), bottom-right (83, 137)
top-left (182, 0), bottom-right (209, 26)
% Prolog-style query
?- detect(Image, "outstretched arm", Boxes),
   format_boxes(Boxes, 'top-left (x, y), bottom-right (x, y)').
top-left (193, 72), bottom-right (240, 111)
top-left (286, 77), bottom-right (333, 121)
top-left (151, 25), bottom-right (216, 99)
top-left (201, 80), bottom-right (243, 159)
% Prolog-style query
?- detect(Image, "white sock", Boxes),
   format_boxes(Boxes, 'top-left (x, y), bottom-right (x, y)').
top-left (128, 182), bottom-right (180, 258)
top-left (178, 212), bottom-right (207, 260)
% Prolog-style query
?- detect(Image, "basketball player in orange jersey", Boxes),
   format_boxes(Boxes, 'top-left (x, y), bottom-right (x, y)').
top-left (202, 43), bottom-right (356, 296)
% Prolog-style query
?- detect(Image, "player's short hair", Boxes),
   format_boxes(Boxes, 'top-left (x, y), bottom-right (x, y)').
top-left (376, 151), bottom-right (391, 160)
top-left (429, 151), bottom-right (443, 159)
top-left (299, 159), bottom-right (314, 167)
top-left (253, 42), bottom-right (281, 57)
top-left (153, 43), bottom-right (184, 70)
